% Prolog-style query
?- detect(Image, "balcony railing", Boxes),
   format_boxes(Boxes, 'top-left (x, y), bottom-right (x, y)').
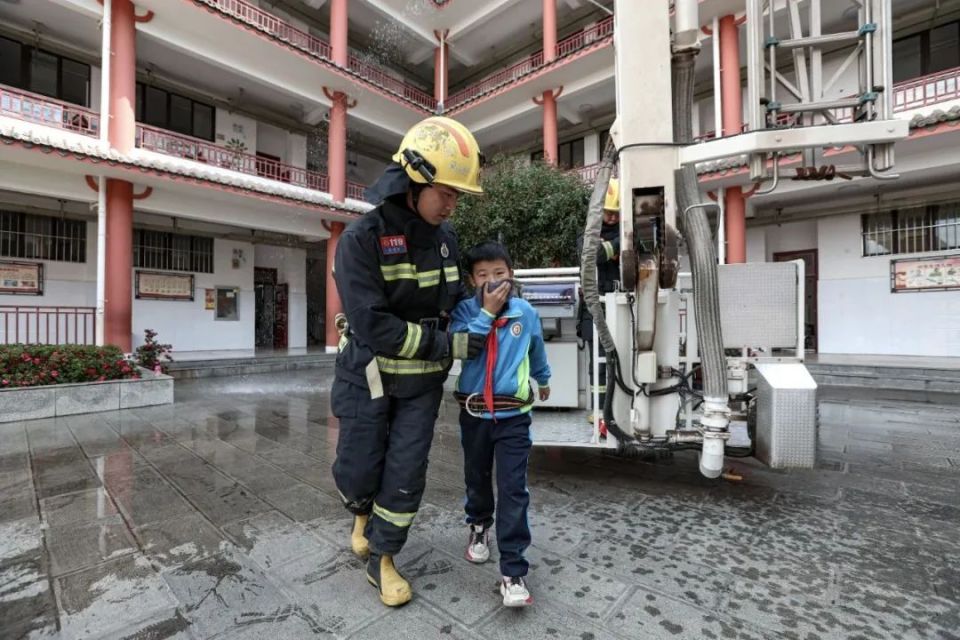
top-left (136, 124), bottom-right (330, 191)
top-left (201, 0), bottom-right (435, 110)
top-left (1, 306), bottom-right (96, 346)
top-left (570, 163), bottom-right (619, 185)
top-left (136, 123), bottom-right (371, 199)
top-left (0, 85), bottom-right (100, 138)
top-left (573, 163), bottom-right (603, 184)
top-left (347, 53), bottom-right (436, 109)
top-left (446, 16), bottom-right (615, 110)
top-left (346, 182), bottom-right (366, 201)
top-left (894, 66), bottom-right (960, 111)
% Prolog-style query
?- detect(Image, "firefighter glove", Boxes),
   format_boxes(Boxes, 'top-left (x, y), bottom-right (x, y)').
top-left (451, 332), bottom-right (485, 360)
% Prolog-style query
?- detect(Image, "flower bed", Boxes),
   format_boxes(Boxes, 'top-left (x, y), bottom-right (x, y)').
top-left (0, 344), bottom-right (173, 422)
top-left (1, 344), bottom-right (138, 388)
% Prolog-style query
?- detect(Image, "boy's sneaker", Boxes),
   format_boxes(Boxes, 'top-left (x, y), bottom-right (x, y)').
top-left (465, 523), bottom-right (490, 563)
top-left (500, 576), bottom-right (533, 607)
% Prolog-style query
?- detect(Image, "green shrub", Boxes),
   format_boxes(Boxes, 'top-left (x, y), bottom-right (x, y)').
top-left (0, 344), bottom-right (138, 388)
top-left (452, 156), bottom-right (590, 268)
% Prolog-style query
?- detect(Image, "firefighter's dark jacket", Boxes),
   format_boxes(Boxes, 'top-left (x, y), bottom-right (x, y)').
top-left (576, 222), bottom-right (620, 293)
top-left (334, 197), bottom-right (465, 398)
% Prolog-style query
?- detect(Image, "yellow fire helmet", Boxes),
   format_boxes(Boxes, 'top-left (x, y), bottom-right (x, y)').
top-left (391, 116), bottom-right (484, 195)
top-left (604, 177), bottom-right (620, 212)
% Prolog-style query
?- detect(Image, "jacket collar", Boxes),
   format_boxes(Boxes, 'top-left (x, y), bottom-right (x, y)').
top-left (381, 198), bottom-right (439, 245)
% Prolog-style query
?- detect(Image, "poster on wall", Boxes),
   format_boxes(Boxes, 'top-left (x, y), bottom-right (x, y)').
top-left (135, 271), bottom-right (195, 301)
top-left (0, 261), bottom-right (43, 295)
top-left (204, 288), bottom-right (216, 310)
top-left (890, 254), bottom-right (960, 293)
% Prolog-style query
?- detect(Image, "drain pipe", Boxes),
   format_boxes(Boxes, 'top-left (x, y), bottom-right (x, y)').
top-left (95, 0), bottom-right (112, 346)
top-left (672, 1), bottom-right (730, 478)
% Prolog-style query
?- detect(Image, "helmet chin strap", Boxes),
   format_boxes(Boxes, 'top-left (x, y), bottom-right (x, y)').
top-left (409, 183), bottom-right (427, 214)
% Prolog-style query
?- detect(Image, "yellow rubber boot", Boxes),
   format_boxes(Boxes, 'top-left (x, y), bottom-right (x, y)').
top-left (366, 553), bottom-right (412, 607)
top-left (351, 515), bottom-right (370, 559)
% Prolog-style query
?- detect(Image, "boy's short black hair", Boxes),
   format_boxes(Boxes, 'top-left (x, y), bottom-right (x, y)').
top-left (464, 241), bottom-right (513, 273)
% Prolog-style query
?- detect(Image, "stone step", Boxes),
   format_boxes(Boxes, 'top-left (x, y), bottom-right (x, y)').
top-left (168, 354), bottom-right (335, 380)
top-left (806, 362), bottom-right (960, 395)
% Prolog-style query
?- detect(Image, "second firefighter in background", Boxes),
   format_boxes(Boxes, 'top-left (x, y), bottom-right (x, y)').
top-left (577, 178), bottom-right (621, 427)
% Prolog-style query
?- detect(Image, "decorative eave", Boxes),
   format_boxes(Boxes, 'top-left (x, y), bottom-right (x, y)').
top-left (0, 117), bottom-right (374, 218)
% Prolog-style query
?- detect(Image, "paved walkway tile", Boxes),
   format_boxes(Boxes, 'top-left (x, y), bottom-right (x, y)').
top-left (0, 369), bottom-right (958, 639)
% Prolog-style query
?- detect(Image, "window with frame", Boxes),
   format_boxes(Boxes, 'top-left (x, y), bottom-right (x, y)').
top-left (0, 36), bottom-right (91, 106)
top-left (893, 20), bottom-right (960, 83)
top-left (0, 210), bottom-right (87, 263)
top-left (135, 83), bottom-right (216, 141)
top-left (531, 137), bottom-right (585, 170)
top-left (133, 229), bottom-right (214, 273)
top-left (861, 202), bottom-right (960, 256)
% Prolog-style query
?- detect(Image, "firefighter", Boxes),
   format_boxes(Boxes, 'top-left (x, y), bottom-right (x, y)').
top-left (331, 116), bottom-right (486, 607)
top-left (577, 178), bottom-right (620, 429)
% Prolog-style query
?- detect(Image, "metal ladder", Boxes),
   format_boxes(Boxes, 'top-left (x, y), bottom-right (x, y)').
top-left (744, 0), bottom-right (897, 182)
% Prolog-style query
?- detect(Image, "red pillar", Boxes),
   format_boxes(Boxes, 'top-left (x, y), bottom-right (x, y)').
top-left (542, 90), bottom-right (558, 165)
top-left (543, 0), bottom-right (557, 63)
top-left (724, 186), bottom-right (746, 263)
top-left (719, 15), bottom-right (743, 138)
top-left (109, 0), bottom-right (136, 154)
top-left (328, 93), bottom-right (347, 203)
top-left (433, 33), bottom-right (448, 108)
top-left (325, 92), bottom-right (347, 351)
top-left (104, 0), bottom-right (136, 350)
top-left (541, 0), bottom-right (558, 164)
top-left (330, 0), bottom-right (348, 67)
top-left (719, 15), bottom-right (746, 263)
top-left (324, 223), bottom-right (344, 352)
top-left (325, 0), bottom-right (349, 351)
top-left (104, 179), bottom-right (133, 350)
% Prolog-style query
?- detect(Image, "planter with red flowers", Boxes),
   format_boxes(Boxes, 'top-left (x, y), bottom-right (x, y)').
top-left (0, 343), bottom-right (173, 423)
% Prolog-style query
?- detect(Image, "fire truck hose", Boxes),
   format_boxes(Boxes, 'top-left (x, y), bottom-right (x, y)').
top-left (580, 139), bottom-right (640, 450)
top-left (673, 50), bottom-right (730, 476)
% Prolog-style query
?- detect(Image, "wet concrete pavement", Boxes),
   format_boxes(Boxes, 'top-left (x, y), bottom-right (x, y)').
top-left (1, 371), bottom-right (958, 639)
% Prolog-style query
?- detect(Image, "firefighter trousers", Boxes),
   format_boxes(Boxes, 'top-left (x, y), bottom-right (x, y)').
top-left (331, 377), bottom-right (443, 555)
top-left (459, 410), bottom-right (533, 578)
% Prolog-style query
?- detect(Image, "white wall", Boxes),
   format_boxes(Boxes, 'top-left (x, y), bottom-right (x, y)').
top-left (0, 220), bottom-right (97, 309)
top-left (254, 245), bottom-right (307, 349)
top-left (348, 152), bottom-right (387, 188)
top-left (0, 220), bottom-right (98, 345)
top-left (132, 238), bottom-right (255, 352)
top-left (90, 66), bottom-right (102, 112)
top-left (0, 218), bottom-right (260, 351)
top-left (584, 131), bottom-right (600, 165)
top-left (288, 133), bottom-right (307, 170)
top-left (215, 110), bottom-right (258, 154)
top-left (764, 220), bottom-right (817, 260)
top-left (746, 226), bottom-right (766, 263)
top-left (815, 214), bottom-right (960, 356)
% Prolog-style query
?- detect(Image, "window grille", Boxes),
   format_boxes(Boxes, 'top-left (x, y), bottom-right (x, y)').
top-left (133, 229), bottom-right (214, 273)
top-left (862, 202), bottom-right (960, 256)
top-left (0, 210), bottom-right (86, 263)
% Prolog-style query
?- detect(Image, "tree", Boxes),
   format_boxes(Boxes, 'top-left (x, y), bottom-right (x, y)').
top-left (451, 157), bottom-right (590, 268)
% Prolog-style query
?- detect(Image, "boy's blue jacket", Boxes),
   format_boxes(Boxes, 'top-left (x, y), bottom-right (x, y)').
top-left (451, 295), bottom-right (551, 419)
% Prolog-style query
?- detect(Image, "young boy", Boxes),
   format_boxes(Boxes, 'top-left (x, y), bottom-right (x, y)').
top-left (450, 241), bottom-right (551, 608)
